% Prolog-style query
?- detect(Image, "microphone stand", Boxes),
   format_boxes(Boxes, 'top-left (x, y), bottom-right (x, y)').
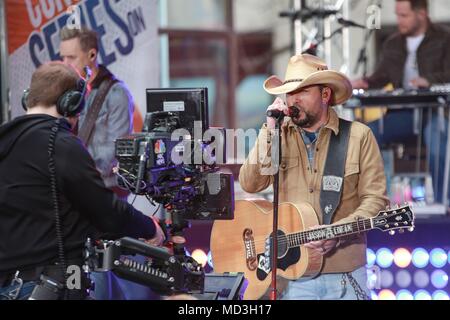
top-left (302, 26), bottom-right (344, 55)
top-left (354, 0), bottom-right (382, 76)
top-left (354, 26), bottom-right (375, 77)
top-left (270, 113), bottom-right (284, 300)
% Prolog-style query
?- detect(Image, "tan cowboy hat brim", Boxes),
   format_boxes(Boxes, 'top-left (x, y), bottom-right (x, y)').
top-left (263, 70), bottom-right (352, 105)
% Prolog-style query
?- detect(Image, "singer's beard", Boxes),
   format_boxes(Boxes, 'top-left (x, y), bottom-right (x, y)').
top-left (290, 105), bottom-right (320, 129)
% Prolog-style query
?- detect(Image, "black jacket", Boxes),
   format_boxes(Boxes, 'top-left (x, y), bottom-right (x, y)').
top-left (0, 114), bottom-right (156, 272)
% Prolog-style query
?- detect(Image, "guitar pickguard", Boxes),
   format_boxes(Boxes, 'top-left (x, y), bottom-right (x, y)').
top-left (256, 247), bottom-right (301, 281)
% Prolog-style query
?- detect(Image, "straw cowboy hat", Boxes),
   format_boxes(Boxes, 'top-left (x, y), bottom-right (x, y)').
top-left (263, 54), bottom-right (352, 105)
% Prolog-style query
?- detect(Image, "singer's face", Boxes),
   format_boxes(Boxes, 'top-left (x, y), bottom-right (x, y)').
top-left (286, 85), bottom-right (328, 129)
top-left (60, 38), bottom-right (92, 77)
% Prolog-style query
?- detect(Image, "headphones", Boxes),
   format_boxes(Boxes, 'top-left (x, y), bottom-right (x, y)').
top-left (22, 66), bottom-right (91, 117)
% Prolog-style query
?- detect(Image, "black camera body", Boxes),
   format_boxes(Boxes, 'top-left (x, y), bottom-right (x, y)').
top-left (114, 110), bottom-right (234, 220)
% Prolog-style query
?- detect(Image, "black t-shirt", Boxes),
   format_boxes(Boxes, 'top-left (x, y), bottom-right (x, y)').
top-left (0, 114), bottom-right (156, 272)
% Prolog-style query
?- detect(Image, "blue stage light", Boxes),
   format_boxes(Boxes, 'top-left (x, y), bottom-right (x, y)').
top-left (207, 251), bottom-right (213, 268)
top-left (380, 270), bottom-right (394, 288)
top-left (413, 270), bottom-right (430, 288)
top-left (396, 289), bottom-right (413, 300)
top-left (431, 270), bottom-right (448, 289)
top-left (376, 248), bottom-right (394, 268)
top-left (370, 290), bottom-right (378, 300)
top-left (412, 248), bottom-right (429, 268)
top-left (395, 270), bottom-right (412, 288)
top-left (432, 290), bottom-right (450, 300)
top-left (414, 289), bottom-right (432, 300)
top-left (430, 248), bottom-right (447, 268)
top-left (366, 248), bottom-right (376, 268)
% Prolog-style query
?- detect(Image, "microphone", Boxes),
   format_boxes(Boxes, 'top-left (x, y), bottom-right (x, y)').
top-left (337, 17), bottom-right (366, 29)
top-left (266, 107), bottom-right (299, 119)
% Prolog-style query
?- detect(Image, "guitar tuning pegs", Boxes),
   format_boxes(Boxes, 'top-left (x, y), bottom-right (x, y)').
top-left (389, 230), bottom-right (395, 236)
top-left (408, 227), bottom-right (415, 232)
top-left (398, 229), bottom-right (405, 234)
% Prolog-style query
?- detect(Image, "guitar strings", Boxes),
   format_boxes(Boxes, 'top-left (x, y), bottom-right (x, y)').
top-left (247, 219), bottom-right (371, 247)
top-left (243, 210), bottom-right (409, 248)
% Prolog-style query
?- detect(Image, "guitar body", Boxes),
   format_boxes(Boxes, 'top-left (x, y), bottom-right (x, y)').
top-left (210, 199), bottom-right (323, 300)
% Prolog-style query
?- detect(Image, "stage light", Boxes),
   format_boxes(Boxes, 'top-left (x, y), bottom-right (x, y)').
top-left (413, 270), bottom-right (430, 288)
top-left (432, 290), bottom-right (450, 300)
top-left (380, 270), bottom-right (394, 288)
top-left (367, 267), bottom-right (380, 290)
top-left (366, 248), bottom-right (376, 268)
top-left (370, 290), bottom-right (378, 300)
top-left (376, 248), bottom-right (393, 268)
top-left (207, 251), bottom-right (213, 268)
top-left (430, 270), bottom-right (448, 289)
top-left (378, 289), bottom-right (396, 300)
top-left (412, 248), bottom-right (429, 268)
top-left (430, 248), bottom-right (447, 268)
top-left (396, 289), bottom-right (413, 300)
top-left (191, 249), bottom-right (208, 267)
top-left (395, 270), bottom-right (412, 288)
top-left (393, 248), bottom-right (411, 268)
top-left (414, 289), bottom-right (432, 300)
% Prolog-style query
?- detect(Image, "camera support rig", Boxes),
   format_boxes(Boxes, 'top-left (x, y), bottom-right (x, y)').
top-left (84, 237), bottom-right (204, 295)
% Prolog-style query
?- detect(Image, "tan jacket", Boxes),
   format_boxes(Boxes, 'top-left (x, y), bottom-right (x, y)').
top-left (239, 108), bottom-right (389, 273)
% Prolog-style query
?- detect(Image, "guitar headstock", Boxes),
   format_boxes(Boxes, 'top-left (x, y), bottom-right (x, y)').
top-left (372, 204), bottom-right (415, 235)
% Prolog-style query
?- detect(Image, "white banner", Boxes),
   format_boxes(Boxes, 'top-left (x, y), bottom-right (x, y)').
top-left (6, 0), bottom-right (159, 129)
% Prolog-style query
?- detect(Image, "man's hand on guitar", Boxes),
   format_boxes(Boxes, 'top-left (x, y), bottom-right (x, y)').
top-left (304, 225), bottom-right (339, 255)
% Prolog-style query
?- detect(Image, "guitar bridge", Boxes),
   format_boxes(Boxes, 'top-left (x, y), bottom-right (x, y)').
top-left (243, 228), bottom-right (257, 271)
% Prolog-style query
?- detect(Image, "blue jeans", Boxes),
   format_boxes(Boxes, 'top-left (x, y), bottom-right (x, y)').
top-left (369, 110), bottom-right (449, 203)
top-left (280, 266), bottom-right (369, 300)
top-left (367, 110), bottom-right (416, 146)
top-left (424, 114), bottom-right (449, 203)
top-left (0, 281), bottom-right (37, 300)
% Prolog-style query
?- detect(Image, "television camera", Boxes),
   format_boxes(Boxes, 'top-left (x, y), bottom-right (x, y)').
top-left (99, 88), bottom-right (235, 295)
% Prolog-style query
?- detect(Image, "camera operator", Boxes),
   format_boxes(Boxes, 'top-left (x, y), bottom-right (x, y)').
top-left (0, 62), bottom-right (165, 300)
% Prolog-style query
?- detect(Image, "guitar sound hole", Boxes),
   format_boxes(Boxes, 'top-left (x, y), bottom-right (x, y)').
top-left (275, 231), bottom-right (288, 258)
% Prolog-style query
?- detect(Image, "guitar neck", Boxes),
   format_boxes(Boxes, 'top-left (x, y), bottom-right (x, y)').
top-left (288, 218), bottom-right (373, 247)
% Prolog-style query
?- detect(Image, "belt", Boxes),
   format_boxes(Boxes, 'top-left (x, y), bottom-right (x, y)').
top-left (0, 261), bottom-right (83, 288)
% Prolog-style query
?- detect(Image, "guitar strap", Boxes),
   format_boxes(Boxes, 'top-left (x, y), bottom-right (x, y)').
top-left (320, 119), bottom-right (352, 225)
top-left (78, 76), bottom-right (118, 146)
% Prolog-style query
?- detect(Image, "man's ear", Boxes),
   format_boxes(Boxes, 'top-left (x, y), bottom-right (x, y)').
top-left (417, 8), bottom-right (428, 22)
top-left (322, 86), bottom-right (332, 105)
top-left (88, 49), bottom-right (97, 61)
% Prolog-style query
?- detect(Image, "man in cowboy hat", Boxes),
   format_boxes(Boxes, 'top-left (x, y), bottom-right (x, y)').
top-left (239, 54), bottom-right (388, 300)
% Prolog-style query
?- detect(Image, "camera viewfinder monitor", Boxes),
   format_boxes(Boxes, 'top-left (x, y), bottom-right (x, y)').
top-left (146, 87), bottom-right (209, 135)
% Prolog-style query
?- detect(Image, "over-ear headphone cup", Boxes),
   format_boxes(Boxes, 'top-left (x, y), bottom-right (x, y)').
top-left (22, 89), bottom-right (30, 111)
top-left (56, 91), bottom-right (84, 117)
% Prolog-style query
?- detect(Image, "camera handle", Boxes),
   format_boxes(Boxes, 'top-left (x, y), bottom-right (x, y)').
top-left (166, 208), bottom-right (190, 256)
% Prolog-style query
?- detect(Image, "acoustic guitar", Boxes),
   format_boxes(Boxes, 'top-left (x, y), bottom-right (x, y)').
top-left (210, 199), bottom-right (414, 300)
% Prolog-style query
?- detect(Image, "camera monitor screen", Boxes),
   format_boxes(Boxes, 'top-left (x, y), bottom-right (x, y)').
top-left (146, 87), bottom-right (209, 135)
